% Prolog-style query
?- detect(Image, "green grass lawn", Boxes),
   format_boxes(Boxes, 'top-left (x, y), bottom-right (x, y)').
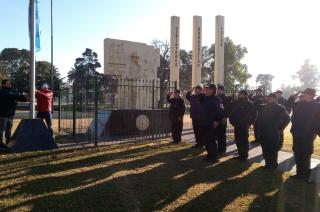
top-left (0, 140), bottom-right (319, 211)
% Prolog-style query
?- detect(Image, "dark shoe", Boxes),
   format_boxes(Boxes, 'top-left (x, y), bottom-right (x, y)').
top-left (205, 157), bottom-right (219, 164)
top-left (289, 174), bottom-right (303, 180)
top-left (218, 152), bottom-right (227, 158)
top-left (305, 178), bottom-right (313, 184)
top-left (262, 165), bottom-right (277, 171)
top-left (192, 144), bottom-right (202, 149)
top-left (233, 156), bottom-right (247, 162)
top-left (251, 140), bottom-right (260, 146)
top-left (0, 144), bottom-right (8, 149)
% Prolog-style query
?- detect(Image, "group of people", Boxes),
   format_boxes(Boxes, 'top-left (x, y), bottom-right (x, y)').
top-left (167, 84), bottom-right (320, 183)
top-left (0, 79), bottom-right (54, 149)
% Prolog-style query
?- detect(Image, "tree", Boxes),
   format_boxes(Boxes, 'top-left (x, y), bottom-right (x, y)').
top-left (0, 48), bottom-right (30, 83)
top-left (179, 49), bottom-right (192, 91)
top-left (0, 48), bottom-right (62, 93)
top-left (68, 48), bottom-right (102, 88)
top-left (0, 60), bottom-right (6, 81)
top-left (256, 74), bottom-right (274, 94)
top-left (218, 37), bottom-right (250, 91)
top-left (200, 38), bottom-right (251, 91)
top-left (151, 39), bottom-right (170, 84)
top-left (295, 60), bottom-right (320, 90)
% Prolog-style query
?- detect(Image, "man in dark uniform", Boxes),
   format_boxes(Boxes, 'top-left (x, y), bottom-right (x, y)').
top-left (250, 88), bottom-right (265, 144)
top-left (0, 79), bottom-right (28, 149)
top-left (255, 93), bottom-right (290, 169)
top-left (230, 90), bottom-right (257, 161)
top-left (275, 90), bottom-right (290, 149)
top-left (200, 84), bottom-right (224, 163)
top-left (167, 90), bottom-right (185, 144)
top-left (288, 88), bottom-right (320, 182)
top-left (186, 85), bottom-right (205, 148)
top-left (216, 85), bottom-right (231, 154)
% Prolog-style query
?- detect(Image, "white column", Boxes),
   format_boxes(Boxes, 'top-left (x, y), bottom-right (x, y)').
top-left (214, 15), bottom-right (225, 85)
top-left (192, 16), bottom-right (202, 88)
top-left (170, 16), bottom-right (180, 88)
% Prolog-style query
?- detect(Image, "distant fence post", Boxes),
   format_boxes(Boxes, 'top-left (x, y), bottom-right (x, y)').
top-left (94, 75), bottom-right (98, 146)
top-left (72, 84), bottom-right (76, 138)
top-left (152, 80), bottom-right (155, 140)
top-left (58, 85), bottom-right (61, 132)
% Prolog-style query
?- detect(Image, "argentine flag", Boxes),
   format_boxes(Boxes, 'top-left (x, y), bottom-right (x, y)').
top-left (29, 0), bottom-right (41, 52)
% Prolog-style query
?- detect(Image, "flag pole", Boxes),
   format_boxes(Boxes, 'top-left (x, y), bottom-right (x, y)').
top-left (30, 0), bottom-right (36, 119)
top-left (50, 0), bottom-right (54, 92)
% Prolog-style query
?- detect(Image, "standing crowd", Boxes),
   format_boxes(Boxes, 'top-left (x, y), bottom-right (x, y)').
top-left (167, 84), bottom-right (320, 183)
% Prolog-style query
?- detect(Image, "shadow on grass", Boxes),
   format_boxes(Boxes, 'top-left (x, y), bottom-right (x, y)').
top-left (0, 142), bottom-right (319, 212)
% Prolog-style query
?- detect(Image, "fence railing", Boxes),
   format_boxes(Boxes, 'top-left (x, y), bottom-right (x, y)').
top-left (58, 78), bottom-right (178, 144)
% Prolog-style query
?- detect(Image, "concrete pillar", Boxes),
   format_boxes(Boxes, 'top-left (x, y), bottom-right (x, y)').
top-left (214, 15), bottom-right (225, 85)
top-left (192, 16), bottom-right (202, 88)
top-left (170, 16), bottom-right (180, 88)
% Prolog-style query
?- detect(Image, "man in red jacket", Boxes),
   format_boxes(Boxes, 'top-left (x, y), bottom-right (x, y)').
top-left (36, 83), bottom-right (54, 135)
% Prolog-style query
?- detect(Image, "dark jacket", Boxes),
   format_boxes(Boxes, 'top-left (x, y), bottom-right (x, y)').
top-left (167, 95), bottom-right (185, 121)
top-left (288, 97), bottom-right (320, 138)
top-left (0, 87), bottom-right (27, 118)
top-left (200, 94), bottom-right (224, 128)
top-left (278, 96), bottom-right (290, 113)
top-left (218, 92), bottom-right (232, 118)
top-left (250, 94), bottom-right (265, 111)
top-left (186, 91), bottom-right (205, 119)
top-left (255, 102), bottom-right (290, 139)
top-left (229, 98), bottom-right (256, 127)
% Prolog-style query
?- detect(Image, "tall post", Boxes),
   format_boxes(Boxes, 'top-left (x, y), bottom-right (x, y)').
top-left (50, 0), bottom-right (54, 91)
top-left (29, 0), bottom-right (36, 119)
top-left (72, 84), bottom-right (76, 138)
top-left (58, 86), bottom-right (61, 132)
top-left (94, 75), bottom-right (98, 146)
top-left (192, 16), bottom-right (202, 88)
top-left (214, 15), bottom-right (225, 85)
top-left (170, 16), bottom-right (180, 88)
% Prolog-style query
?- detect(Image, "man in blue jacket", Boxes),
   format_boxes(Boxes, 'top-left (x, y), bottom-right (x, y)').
top-left (229, 90), bottom-right (257, 161)
top-left (167, 90), bottom-right (185, 144)
top-left (0, 80), bottom-right (28, 149)
top-left (288, 88), bottom-right (320, 183)
top-left (255, 93), bottom-right (290, 169)
top-left (186, 85), bottom-right (205, 148)
top-left (200, 84), bottom-right (224, 163)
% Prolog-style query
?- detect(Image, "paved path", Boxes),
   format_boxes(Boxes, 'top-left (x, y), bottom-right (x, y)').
top-left (181, 125), bottom-right (320, 183)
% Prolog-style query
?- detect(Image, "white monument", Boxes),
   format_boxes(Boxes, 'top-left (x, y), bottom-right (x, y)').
top-left (104, 38), bottom-right (160, 80)
top-left (192, 16), bottom-right (202, 87)
top-left (214, 15), bottom-right (225, 85)
top-left (104, 38), bottom-right (160, 109)
top-left (170, 16), bottom-right (180, 88)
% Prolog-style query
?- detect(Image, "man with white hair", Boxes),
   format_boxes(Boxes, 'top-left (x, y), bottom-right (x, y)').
top-left (35, 83), bottom-right (54, 135)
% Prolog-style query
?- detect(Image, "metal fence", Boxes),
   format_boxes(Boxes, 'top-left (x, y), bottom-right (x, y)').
top-left (58, 78), bottom-right (181, 144)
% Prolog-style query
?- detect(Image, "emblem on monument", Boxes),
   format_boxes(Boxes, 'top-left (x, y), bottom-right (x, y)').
top-left (136, 114), bottom-right (150, 131)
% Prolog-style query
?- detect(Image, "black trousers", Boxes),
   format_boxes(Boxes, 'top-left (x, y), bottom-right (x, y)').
top-left (253, 124), bottom-right (261, 143)
top-left (260, 136), bottom-right (279, 168)
top-left (234, 125), bottom-right (249, 159)
top-left (171, 119), bottom-right (183, 143)
top-left (202, 127), bottom-right (218, 160)
top-left (217, 123), bottom-right (227, 154)
top-left (279, 130), bottom-right (284, 150)
top-left (192, 117), bottom-right (202, 146)
top-left (293, 136), bottom-right (315, 179)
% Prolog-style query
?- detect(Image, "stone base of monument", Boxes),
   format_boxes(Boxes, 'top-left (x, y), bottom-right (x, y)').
top-left (89, 110), bottom-right (171, 140)
top-left (11, 119), bottom-right (58, 152)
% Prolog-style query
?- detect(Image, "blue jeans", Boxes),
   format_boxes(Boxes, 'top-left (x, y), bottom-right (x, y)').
top-left (37, 112), bottom-right (53, 135)
top-left (0, 117), bottom-right (13, 146)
